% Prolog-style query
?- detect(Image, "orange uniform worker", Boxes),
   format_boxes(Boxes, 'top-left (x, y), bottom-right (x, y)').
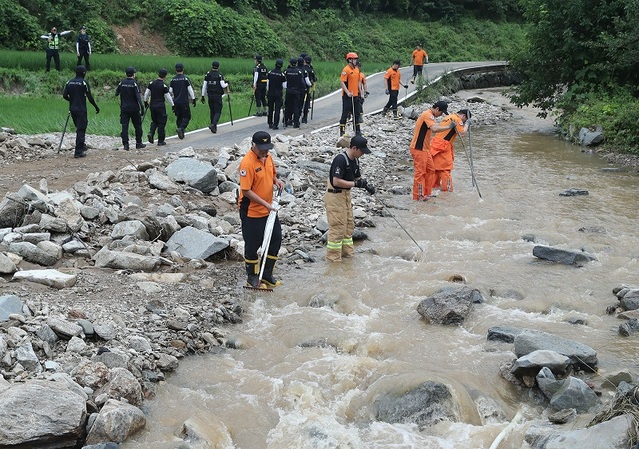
top-left (409, 101), bottom-right (451, 200)
top-left (382, 59), bottom-right (406, 118)
top-left (430, 109), bottom-right (471, 192)
top-left (339, 52), bottom-right (362, 136)
top-left (238, 131), bottom-right (286, 288)
top-left (410, 43), bottom-right (429, 84)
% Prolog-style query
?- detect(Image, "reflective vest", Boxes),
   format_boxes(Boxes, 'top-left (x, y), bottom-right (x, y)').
top-left (48, 34), bottom-right (60, 49)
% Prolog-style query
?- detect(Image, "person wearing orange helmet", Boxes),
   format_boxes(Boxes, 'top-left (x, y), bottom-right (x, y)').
top-left (339, 52), bottom-right (363, 136)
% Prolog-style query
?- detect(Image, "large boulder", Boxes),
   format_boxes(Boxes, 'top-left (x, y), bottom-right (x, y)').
top-left (416, 287), bottom-right (483, 325)
top-left (0, 380), bottom-right (87, 447)
top-left (84, 399), bottom-right (145, 445)
top-left (514, 330), bottom-right (598, 372)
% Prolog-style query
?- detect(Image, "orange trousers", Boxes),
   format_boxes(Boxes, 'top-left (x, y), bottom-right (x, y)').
top-left (410, 148), bottom-right (434, 200)
top-left (431, 138), bottom-right (454, 192)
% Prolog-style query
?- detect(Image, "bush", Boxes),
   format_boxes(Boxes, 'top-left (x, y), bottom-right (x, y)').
top-left (0, 0), bottom-right (41, 50)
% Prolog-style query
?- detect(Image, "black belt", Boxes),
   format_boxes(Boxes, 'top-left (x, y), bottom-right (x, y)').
top-left (327, 188), bottom-right (344, 193)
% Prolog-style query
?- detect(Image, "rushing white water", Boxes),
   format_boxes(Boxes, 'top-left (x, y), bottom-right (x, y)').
top-left (123, 100), bottom-right (639, 448)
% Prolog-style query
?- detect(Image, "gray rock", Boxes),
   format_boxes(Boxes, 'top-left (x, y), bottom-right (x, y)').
top-left (39, 213), bottom-right (68, 232)
top-left (578, 127), bottom-right (604, 147)
top-left (166, 158), bottom-right (218, 193)
top-left (97, 368), bottom-right (143, 406)
top-left (618, 318), bottom-right (639, 336)
top-left (416, 286), bottom-right (481, 325)
top-left (0, 252), bottom-right (16, 274)
top-left (12, 269), bottom-right (77, 289)
top-left (128, 335), bottom-right (151, 353)
top-left (16, 341), bottom-right (41, 372)
top-left (8, 241), bottom-right (58, 266)
top-left (147, 168), bottom-right (181, 192)
top-left (35, 324), bottom-right (59, 345)
top-left (0, 295), bottom-right (23, 321)
top-left (111, 220), bottom-right (149, 241)
top-left (549, 376), bottom-right (601, 412)
top-left (166, 226), bottom-right (229, 260)
top-left (487, 326), bottom-right (524, 343)
top-left (48, 318), bottom-right (83, 339)
top-left (559, 188), bottom-right (589, 196)
top-left (514, 330), bottom-right (598, 372)
top-left (536, 366), bottom-right (563, 399)
top-left (375, 381), bottom-right (458, 427)
top-left (66, 336), bottom-right (87, 353)
top-left (92, 247), bottom-right (161, 271)
top-left (84, 399), bottom-right (145, 445)
top-left (94, 323), bottom-right (117, 341)
top-left (532, 245), bottom-right (596, 266)
top-left (0, 380), bottom-right (87, 447)
top-left (511, 350), bottom-right (571, 380)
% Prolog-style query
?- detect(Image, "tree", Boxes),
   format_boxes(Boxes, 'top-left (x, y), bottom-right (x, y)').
top-left (510, 0), bottom-right (635, 116)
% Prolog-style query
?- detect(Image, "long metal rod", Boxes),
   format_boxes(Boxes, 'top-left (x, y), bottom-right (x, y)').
top-left (57, 111), bottom-right (71, 154)
top-left (458, 130), bottom-right (482, 198)
top-left (382, 203), bottom-right (424, 252)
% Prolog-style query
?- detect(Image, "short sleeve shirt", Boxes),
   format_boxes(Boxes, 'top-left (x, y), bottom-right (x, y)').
top-left (238, 150), bottom-right (276, 218)
top-left (340, 65), bottom-right (360, 96)
top-left (329, 152), bottom-right (361, 187)
top-left (410, 110), bottom-right (436, 151)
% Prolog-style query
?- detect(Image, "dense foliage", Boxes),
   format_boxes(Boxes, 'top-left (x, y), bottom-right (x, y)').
top-left (510, 0), bottom-right (639, 153)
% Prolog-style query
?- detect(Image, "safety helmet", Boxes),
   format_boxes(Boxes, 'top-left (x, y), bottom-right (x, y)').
top-left (346, 52), bottom-right (359, 60)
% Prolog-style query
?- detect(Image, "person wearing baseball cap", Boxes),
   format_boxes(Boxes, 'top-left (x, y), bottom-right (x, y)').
top-left (169, 63), bottom-right (196, 139)
top-left (409, 100), bottom-right (451, 200)
top-left (324, 135), bottom-right (375, 262)
top-left (143, 68), bottom-right (174, 146)
top-left (430, 108), bottom-right (471, 192)
top-left (115, 66), bottom-right (145, 151)
top-left (238, 131), bottom-right (286, 288)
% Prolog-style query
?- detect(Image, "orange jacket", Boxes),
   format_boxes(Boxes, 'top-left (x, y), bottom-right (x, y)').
top-left (238, 150), bottom-right (277, 218)
top-left (340, 64), bottom-right (360, 96)
top-left (384, 67), bottom-right (401, 91)
top-left (410, 110), bottom-right (436, 151)
top-left (412, 49), bottom-right (428, 66)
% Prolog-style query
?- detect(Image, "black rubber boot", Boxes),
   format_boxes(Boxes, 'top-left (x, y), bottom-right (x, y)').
top-left (245, 260), bottom-right (262, 288)
top-left (261, 256), bottom-right (281, 287)
top-left (339, 124), bottom-right (346, 136)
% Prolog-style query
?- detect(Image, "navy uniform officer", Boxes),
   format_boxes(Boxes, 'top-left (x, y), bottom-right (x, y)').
top-left (115, 66), bottom-right (145, 151)
top-left (302, 55), bottom-right (317, 124)
top-left (201, 60), bottom-right (229, 134)
top-left (41, 26), bottom-right (72, 72)
top-left (266, 59), bottom-right (286, 130)
top-left (253, 55), bottom-right (268, 117)
top-left (144, 68), bottom-right (174, 146)
top-left (170, 63), bottom-right (196, 139)
top-left (62, 65), bottom-right (100, 158)
top-left (76, 25), bottom-right (92, 70)
top-left (283, 58), bottom-right (311, 128)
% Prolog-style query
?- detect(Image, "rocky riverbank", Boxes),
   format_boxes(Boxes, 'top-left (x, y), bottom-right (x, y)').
top-left (0, 88), bottom-right (637, 447)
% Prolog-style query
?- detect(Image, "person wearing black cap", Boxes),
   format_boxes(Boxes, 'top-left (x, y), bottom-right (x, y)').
top-left (115, 67), bottom-right (145, 151)
top-left (144, 68), bottom-right (174, 146)
top-left (169, 63), bottom-right (196, 139)
top-left (430, 108), bottom-right (471, 192)
top-left (40, 26), bottom-right (72, 72)
top-left (238, 131), bottom-right (286, 288)
top-left (383, 59), bottom-right (407, 118)
top-left (253, 55), bottom-right (268, 117)
top-left (301, 55), bottom-right (316, 124)
top-left (62, 65), bottom-right (100, 158)
top-left (409, 101), bottom-right (452, 200)
top-left (201, 61), bottom-right (228, 134)
top-left (324, 135), bottom-right (375, 262)
top-left (283, 57), bottom-right (308, 128)
top-left (266, 59), bottom-right (286, 130)
top-left (76, 26), bottom-right (91, 70)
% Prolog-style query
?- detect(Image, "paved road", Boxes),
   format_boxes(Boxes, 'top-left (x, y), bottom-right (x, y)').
top-left (161, 61), bottom-right (507, 150)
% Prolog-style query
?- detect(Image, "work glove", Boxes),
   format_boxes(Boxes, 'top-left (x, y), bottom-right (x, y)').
top-left (364, 91), bottom-right (369, 98)
top-left (94, 106), bottom-right (100, 114)
top-left (385, 89), bottom-right (389, 95)
top-left (192, 99), bottom-right (197, 107)
top-left (201, 96), bottom-right (205, 104)
top-left (354, 178), bottom-right (368, 189)
top-left (365, 183), bottom-right (376, 195)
